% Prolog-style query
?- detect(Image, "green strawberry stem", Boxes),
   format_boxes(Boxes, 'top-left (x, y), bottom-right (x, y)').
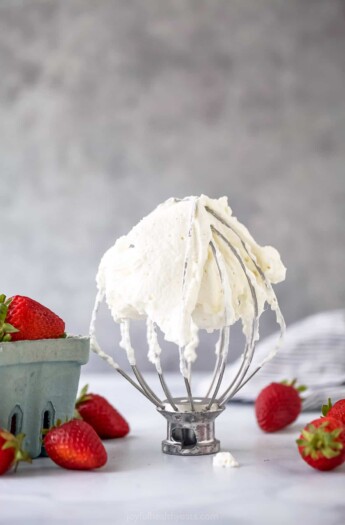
top-left (296, 421), bottom-right (343, 460)
top-left (321, 398), bottom-right (333, 417)
top-left (76, 384), bottom-right (92, 406)
top-left (74, 385), bottom-right (92, 421)
top-left (281, 378), bottom-right (307, 393)
top-left (0, 430), bottom-right (32, 471)
top-left (0, 295), bottom-right (19, 342)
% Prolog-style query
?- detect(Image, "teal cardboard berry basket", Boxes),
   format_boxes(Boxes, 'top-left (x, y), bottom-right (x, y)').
top-left (0, 336), bottom-right (89, 458)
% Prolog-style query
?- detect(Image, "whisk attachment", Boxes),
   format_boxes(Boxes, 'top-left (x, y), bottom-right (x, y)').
top-left (90, 196), bottom-right (285, 456)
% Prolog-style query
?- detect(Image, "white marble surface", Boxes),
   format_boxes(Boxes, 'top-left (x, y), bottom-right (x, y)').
top-left (1, 372), bottom-right (344, 525)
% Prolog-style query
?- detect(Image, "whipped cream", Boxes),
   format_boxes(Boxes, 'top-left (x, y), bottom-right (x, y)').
top-left (213, 451), bottom-right (240, 468)
top-left (91, 195), bottom-right (286, 372)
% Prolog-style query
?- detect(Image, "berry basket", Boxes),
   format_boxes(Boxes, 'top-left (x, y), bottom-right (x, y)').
top-left (0, 336), bottom-right (89, 458)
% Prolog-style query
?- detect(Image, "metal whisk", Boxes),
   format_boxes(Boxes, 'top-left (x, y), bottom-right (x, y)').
top-left (90, 198), bottom-right (285, 456)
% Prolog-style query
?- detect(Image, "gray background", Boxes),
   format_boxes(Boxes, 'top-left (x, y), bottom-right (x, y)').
top-left (0, 0), bottom-right (344, 372)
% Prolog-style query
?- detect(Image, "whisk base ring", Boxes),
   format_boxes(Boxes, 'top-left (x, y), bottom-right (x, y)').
top-left (161, 438), bottom-right (221, 456)
top-left (158, 397), bottom-right (224, 456)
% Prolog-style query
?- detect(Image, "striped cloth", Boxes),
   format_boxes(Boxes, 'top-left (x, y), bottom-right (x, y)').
top-left (229, 310), bottom-right (345, 411)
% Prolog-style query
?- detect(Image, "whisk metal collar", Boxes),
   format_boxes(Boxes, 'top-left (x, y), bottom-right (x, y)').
top-left (158, 398), bottom-right (224, 456)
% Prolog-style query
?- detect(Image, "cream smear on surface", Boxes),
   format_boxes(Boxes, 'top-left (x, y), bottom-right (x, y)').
top-left (91, 195), bottom-right (286, 369)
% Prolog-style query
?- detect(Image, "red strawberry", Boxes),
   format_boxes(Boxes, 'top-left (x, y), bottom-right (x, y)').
top-left (44, 420), bottom-right (107, 470)
top-left (0, 294), bottom-right (65, 342)
top-left (322, 398), bottom-right (345, 426)
top-left (0, 430), bottom-right (31, 475)
top-left (255, 379), bottom-right (306, 432)
top-left (76, 385), bottom-right (130, 439)
top-left (297, 417), bottom-right (345, 471)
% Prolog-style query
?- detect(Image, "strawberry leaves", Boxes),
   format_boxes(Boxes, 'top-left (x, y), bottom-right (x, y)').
top-left (296, 420), bottom-right (344, 461)
top-left (0, 430), bottom-right (31, 474)
top-left (0, 295), bottom-right (19, 342)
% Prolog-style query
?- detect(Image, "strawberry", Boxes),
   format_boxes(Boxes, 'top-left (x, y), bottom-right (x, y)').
top-left (75, 385), bottom-right (130, 439)
top-left (297, 417), bottom-right (345, 471)
top-left (0, 294), bottom-right (65, 342)
top-left (255, 379), bottom-right (306, 432)
top-left (321, 398), bottom-right (345, 426)
top-left (0, 429), bottom-right (31, 475)
top-left (44, 420), bottom-right (107, 470)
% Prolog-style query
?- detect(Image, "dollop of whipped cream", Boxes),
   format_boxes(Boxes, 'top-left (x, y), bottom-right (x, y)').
top-left (95, 195), bottom-right (286, 365)
top-left (213, 451), bottom-right (240, 468)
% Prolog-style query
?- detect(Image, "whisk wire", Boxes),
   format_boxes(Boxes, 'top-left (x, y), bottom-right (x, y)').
top-left (158, 372), bottom-right (179, 411)
top-left (210, 226), bottom-right (259, 405)
top-left (204, 240), bottom-right (233, 408)
top-left (131, 365), bottom-right (165, 408)
top-left (204, 336), bottom-right (223, 398)
top-left (184, 375), bottom-right (195, 411)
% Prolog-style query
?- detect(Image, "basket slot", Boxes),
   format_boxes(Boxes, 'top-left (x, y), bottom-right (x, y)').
top-left (41, 402), bottom-right (56, 431)
top-left (8, 405), bottom-right (23, 435)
